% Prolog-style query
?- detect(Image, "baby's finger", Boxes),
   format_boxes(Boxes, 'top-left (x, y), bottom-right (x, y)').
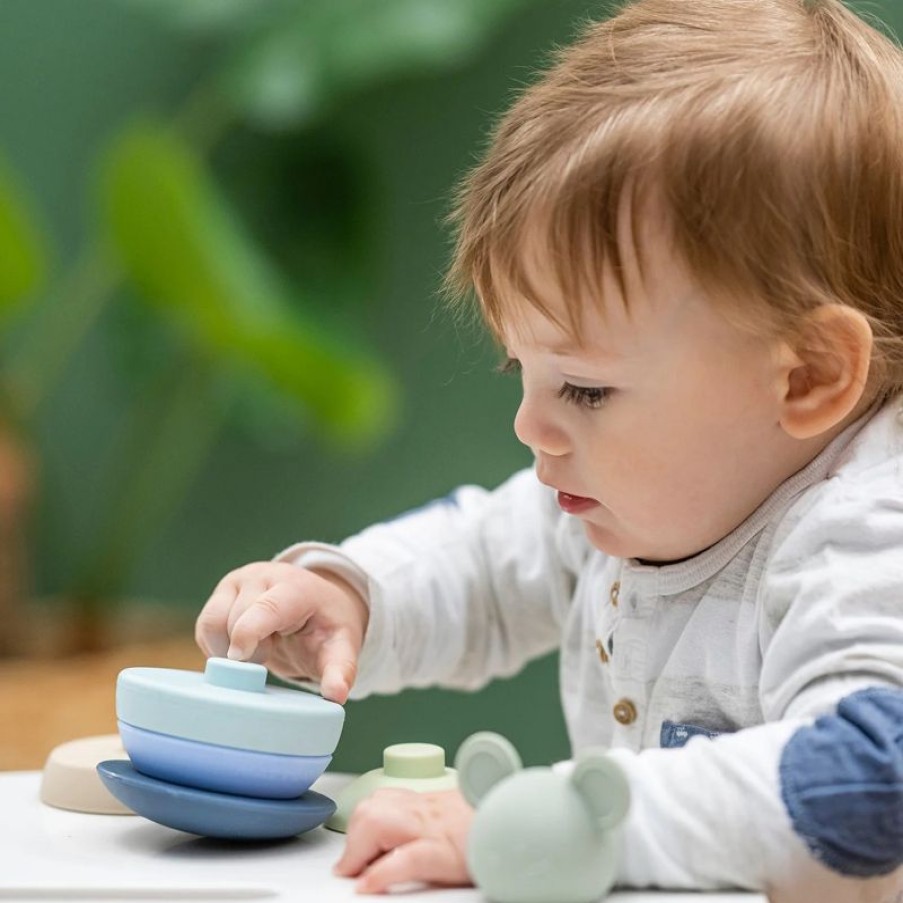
top-left (227, 581), bottom-right (315, 661)
top-left (317, 633), bottom-right (359, 704)
top-left (195, 578), bottom-right (242, 658)
top-left (355, 839), bottom-right (469, 894)
top-left (334, 795), bottom-right (419, 877)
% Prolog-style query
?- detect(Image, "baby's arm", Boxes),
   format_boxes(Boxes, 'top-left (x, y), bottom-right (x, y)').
top-left (211, 469), bottom-right (577, 891)
top-left (605, 687), bottom-right (903, 893)
top-left (602, 477), bottom-right (903, 893)
top-left (323, 465), bottom-right (903, 895)
top-left (326, 691), bottom-right (902, 896)
top-left (196, 468), bottom-right (578, 702)
top-left (194, 470), bottom-right (579, 894)
top-left (276, 468), bottom-right (584, 698)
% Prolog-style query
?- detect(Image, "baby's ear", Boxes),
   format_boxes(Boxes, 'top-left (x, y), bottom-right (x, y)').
top-left (570, 750), bottom-right (631, 831)
top-left (455, 732), bottom-right (522, 808)
top-left (778, 303), bottom-right (873, 439)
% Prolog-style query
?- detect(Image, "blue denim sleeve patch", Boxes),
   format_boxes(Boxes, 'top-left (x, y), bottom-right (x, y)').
top-left (780, 686), bottom-right (903, 877)
top-left (660, 720), bottom-right (722, 749)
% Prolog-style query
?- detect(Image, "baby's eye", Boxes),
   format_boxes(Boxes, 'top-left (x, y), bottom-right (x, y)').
top-left (557, 383), bottom-right (609, 409)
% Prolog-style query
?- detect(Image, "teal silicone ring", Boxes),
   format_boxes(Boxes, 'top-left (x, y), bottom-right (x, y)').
top-left (116, 659), bottom-right (345, 757)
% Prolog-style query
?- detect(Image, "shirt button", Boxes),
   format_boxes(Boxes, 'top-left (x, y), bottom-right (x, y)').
top-left (595, 639), bottom-right (609, 664)
top-left (609, 581), bottom-right (620, 607)
top-left (613, 698), bottom-right (637, 725)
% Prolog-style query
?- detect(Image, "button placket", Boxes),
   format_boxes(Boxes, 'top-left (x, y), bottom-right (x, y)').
top-left (607, 579), bottom-right (650, 740)
top-left (594, 638), bottom-right (609, 664)
top-left (594, 570), bottom-right (621, 668)
top-left (613, 698), bottom-right (637, 725)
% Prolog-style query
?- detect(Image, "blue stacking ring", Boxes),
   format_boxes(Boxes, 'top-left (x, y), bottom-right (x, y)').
top-left (119, 721), bottom-right (331, 799)
top-left (97, 759), bottom-right (336, 840)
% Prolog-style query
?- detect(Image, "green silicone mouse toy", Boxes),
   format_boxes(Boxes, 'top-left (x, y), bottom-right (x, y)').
top-left (455, 732), bottom-right (631, 903)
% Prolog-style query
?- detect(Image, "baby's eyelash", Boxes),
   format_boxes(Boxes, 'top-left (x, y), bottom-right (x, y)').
top-left (497, 359), bottom-right (608, 409)
top-left (557, 383), bottom-right (609, 409)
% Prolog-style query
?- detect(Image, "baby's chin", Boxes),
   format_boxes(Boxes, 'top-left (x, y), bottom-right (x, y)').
top-left (582, 520), bottom-right (705, 565)
top-left (581, 520), bottom-right (641, 559)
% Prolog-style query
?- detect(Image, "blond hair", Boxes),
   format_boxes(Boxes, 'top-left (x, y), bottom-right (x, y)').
top-left (446, 0), bottom-right (903, 395)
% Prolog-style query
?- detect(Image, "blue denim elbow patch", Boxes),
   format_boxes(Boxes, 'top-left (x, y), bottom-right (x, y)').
top-left (780, 686), bottom-right (903, 877)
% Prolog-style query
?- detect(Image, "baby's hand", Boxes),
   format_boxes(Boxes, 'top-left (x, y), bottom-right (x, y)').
top-left (333, 788), bottom-right (474, 894)
top-left (194, 561), bottom-right (368, 704)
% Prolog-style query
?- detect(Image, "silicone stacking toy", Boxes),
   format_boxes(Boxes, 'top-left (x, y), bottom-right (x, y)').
top-left (97, 657), bottom-right (344, 840)
top-left (41, 734), bottom-right (133, 815)
top-left (326, 742), bottom-right (458, 832)
top-left (455, 732), bottom-right (630, 903)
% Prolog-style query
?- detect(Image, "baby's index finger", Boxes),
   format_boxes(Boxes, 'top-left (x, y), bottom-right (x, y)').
top-left (318, 635), bottom-right (359, 704)
top-left (319, 662), bottom-right (352, 705)
top-left (195, 584), bottom-right (241, 658)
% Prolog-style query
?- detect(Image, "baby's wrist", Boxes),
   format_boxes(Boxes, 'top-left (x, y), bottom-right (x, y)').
top-left (308, 567), bottom-right (370, 630)
top-left (277, 542), bottom-right (371, 608)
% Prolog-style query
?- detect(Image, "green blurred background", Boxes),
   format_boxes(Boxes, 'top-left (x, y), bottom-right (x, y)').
top-left (1, 0), bottom-right (900, 772)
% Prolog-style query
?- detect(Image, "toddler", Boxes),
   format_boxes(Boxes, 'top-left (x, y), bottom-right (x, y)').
top-left (196, 0), bottom-right (903, 896)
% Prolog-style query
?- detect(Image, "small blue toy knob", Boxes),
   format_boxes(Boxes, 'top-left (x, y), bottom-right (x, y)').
top-left (204, 657), bottom-right (267, 693)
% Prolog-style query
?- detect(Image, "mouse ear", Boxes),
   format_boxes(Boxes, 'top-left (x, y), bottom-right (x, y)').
top-left (570, 750), bottom-right (631, 831)
top-left (454, 732), bottom-right (522, 808)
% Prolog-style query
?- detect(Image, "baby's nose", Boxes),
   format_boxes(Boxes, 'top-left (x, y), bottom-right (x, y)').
top-left (513, 398), bottom-right (570, 457)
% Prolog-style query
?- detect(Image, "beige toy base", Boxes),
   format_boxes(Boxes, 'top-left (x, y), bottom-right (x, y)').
top-left (40, 734), bottom-right (135, 815)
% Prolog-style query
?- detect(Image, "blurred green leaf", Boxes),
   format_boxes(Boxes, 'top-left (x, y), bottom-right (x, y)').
top-left (227, 0), bottom-right (542, 128)
top-left (100, 121), bottom-right (398, 445)
top-left (0, 156), bottom-right (49, 321)
top-left (125, 0), bottom-right (543, 129)
top-left (122, 0), bottom-right (291, 37)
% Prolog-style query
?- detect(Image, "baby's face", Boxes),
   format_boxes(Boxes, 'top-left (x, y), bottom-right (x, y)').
top-left (500, 239), bottom-right (809, 563)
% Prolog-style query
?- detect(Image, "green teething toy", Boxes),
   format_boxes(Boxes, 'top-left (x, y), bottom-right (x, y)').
top-left (326, 742), bottom-right (458, 832)
top-left (455, 732), bottom-right (630, 903)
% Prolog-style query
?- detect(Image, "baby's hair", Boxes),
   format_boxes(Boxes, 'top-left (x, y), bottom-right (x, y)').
top-left (445, 0), bottom-right (903, 396)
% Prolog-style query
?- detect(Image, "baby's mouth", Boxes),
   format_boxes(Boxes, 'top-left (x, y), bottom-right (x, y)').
top-left (556, 491), bottom-right (599, 515)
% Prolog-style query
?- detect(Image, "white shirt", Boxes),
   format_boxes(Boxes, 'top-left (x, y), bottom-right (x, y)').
top-left (279, 396), bottom-right (903, 889)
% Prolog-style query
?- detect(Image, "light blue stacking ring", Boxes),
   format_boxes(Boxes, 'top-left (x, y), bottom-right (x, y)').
top-left (97, 760), bottom-right (336, 840)
top-left (116, 658), bottom-right (344, 757)
top-left (119, 721), bottom-right (331, 799)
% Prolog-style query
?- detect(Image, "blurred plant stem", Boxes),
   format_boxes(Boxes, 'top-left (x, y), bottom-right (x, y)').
top-left (5, 81), bottom-right (235, 422)
top-left (174, 79), bottom-right (237, 157)
top-left (5, 243), bottom-right (120, 420)
top-left (69, 348), bottom-right (222, 651)
top-left (1, 79), bottom-right (238, 650)
top-left (0, 0), bottom-right (540, 651)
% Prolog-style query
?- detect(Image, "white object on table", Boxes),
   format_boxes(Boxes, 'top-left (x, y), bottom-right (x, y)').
top-left (39, 735), bottom-right (131, 815)
top-left (0, 771), bottom-right (765, 903)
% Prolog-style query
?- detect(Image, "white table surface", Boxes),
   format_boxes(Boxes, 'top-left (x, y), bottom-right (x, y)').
top-left (0, 771), bottom-right (765, 903)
